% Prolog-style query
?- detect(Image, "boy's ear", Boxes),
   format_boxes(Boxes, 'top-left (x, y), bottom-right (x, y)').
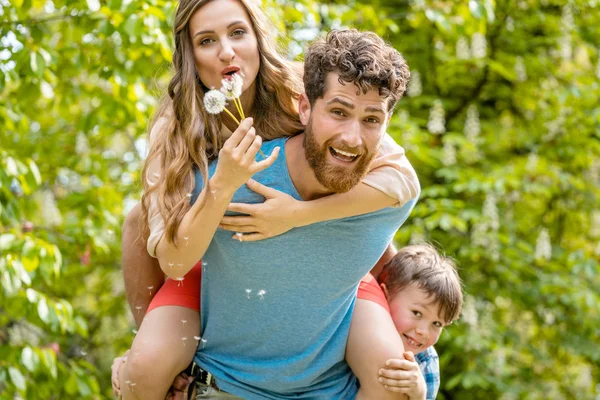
top-left (380, 283), bottom-right (390, 300)
top-left (298, 93), bottom-right (311, 126)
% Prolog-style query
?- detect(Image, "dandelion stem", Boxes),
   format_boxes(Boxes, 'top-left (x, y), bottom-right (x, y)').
top-left (222, 108), bottom-right (240, 125)
top-left (236, 98), bottom-right (246, 120)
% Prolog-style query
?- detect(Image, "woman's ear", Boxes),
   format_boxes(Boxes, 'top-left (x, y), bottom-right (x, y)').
top-left (298, 92), bottom-right (311, 126)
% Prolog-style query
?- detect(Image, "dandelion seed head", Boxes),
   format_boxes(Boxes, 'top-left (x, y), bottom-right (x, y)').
top-left (203, 90), bottom-right (227, 114)
top-left (220, 74), bottom-right (243, 100)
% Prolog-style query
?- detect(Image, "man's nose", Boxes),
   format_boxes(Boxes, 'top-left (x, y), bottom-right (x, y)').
top-left (338, 120), bottom-right (362, 149)
top-left (219, 39), bottom-right (235, 63)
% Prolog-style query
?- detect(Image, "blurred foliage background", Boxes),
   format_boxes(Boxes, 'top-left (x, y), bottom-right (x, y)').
top-left (1, 0), bottom-right (599, 398)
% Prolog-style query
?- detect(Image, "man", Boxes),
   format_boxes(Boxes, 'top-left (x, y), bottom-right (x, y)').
top-left (189, 30), bottom-right (417, 399)
top-left (119, 29), bottom-right (418, 399)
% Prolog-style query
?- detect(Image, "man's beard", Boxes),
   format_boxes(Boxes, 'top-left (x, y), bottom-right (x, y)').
top-left (303, 120), bottom-right (376, 193)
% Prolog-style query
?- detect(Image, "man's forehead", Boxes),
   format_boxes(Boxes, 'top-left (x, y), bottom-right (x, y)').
top-left (321, 73), bottom-right (388, 113)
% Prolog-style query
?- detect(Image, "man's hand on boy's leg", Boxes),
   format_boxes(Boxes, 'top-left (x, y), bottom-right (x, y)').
top-left (165, 372), bottom-right (194, 400)
top-left (378, 351), bottom-right (426, 400)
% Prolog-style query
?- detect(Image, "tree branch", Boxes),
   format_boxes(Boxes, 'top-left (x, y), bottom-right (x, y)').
top-left (0, 12), bottom-right (83, 28)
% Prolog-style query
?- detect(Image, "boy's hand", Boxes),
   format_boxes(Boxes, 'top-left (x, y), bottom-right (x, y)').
top-left (378, 351), bottom-right (426, 400)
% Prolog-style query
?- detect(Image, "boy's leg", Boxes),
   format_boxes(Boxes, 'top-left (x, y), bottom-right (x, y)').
top-left (346, 299), bottom-right (408, 400)
top-left (119, 305), bottom-right (200, 400)
top-left (122, 203), bottom-right (165, 327)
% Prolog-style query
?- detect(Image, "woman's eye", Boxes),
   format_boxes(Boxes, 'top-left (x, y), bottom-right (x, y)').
top-left (199, 38), bottom-right (213, 45)
top-left (231, 29), bottom-right (246, 37)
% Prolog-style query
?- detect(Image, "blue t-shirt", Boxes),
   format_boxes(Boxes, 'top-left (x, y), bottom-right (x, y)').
top-left (193, 137), bottom-right (418, 399)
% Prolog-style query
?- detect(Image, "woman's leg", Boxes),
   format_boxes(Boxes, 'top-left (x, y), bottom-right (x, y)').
top-left (118, 262), bottom-right (203, 399)
top-left (119, 305), bottom-right (200, 400)
top-left (122, 203), bottom-right (165, 327)
top-left (346, 299), bottom-right (407, 400)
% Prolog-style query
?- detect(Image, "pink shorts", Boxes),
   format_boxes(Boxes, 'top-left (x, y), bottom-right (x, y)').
top-left (146, 260), bottom-right (202, 314)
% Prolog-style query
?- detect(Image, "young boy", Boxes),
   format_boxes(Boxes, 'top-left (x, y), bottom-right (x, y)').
top-left (349, 244), bottom-right (463, 400)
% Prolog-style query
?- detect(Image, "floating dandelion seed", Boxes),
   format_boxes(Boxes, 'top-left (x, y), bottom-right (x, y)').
top-left (194, 336), bottom-right (201, 341)
top-left (181, 337), bottom-right (188, 346)
top-left (200, 338), bottom-right (207, 348)
top-left (147, 285), bottom-right (154, 295)
top-left (135, 306), bottom-right (142, 314)
top-left (245, 289), bottom-right (252, 299)
top-left (235, 232), bottom-right (244, 241)
top-left (175, 277), bottom-right (185, 287)
top-left (168, 262), bottom-right (174, 268)
top-left (186, 193), bottom-right (193, 198)
top-left (132, 329), bottom-right (138, 335)
top-left (257, 289), bottom-right (267, 300)
top-left (181, 319), bottom-right (187, 328)
top-left (80, 350), bottom-right (87, 356)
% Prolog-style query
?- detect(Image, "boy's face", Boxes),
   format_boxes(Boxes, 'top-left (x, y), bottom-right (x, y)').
top-left (384, 283), bottom-right (446, 354)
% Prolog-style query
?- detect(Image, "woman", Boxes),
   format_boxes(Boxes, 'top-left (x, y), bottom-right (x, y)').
top-left (114, 0), bottom-right (417, 399)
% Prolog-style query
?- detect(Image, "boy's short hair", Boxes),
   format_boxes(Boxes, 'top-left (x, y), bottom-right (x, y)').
top-left (379, 244), bottom-right (463, 324)
top-left (303, 29), bottom-right (411, 112)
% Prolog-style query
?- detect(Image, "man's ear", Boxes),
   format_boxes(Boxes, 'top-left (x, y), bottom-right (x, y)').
top-left (298, 93), bottom-right (311, 126)
top-left (380, 283), bottom-right (390, 300)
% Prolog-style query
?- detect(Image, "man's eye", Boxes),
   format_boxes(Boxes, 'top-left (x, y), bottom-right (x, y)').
top-left (365, 117), bottom-right (380, 124)
top-left (332, 109), bottom-right (345, 116)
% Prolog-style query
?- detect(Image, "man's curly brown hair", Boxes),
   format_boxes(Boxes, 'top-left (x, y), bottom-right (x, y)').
top-left (303, 29), bottom-right (410, 112)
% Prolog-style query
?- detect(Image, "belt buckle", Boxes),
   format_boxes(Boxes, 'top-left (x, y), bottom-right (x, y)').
top-left (190, 362), bottom-right (212, 387)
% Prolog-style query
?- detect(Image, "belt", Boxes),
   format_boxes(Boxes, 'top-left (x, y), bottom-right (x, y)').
top-left (187, 362), bottom-right (225, 399)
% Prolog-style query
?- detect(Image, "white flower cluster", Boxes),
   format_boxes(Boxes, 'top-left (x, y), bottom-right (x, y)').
top-left (461, 295), bottom-right (479, 327)
top-left (442, 141), bottom-right (456, 166)
top-left (596, 58), bottom-right (600, 79)
top-left (559, 5), bottom-right (574, 60)
top-left (471, 32), bottom-right (487, 59)
top-left (76, 132), bottom-right (90, 155)
top-left (407, 70), bottom-right (422, 97)
top-left (515, 56), bottom-right (527, 82)
top-left (483, 193), bottom-right (499, 231)
top-left (456, 36), bottom-right (470, 60)
top-left (41, 190), bottom-right (63, 226)
top-left (590, 210), bottom-right (600, 238)
top-left (505, 16), bottom-right (515, 32)
top-left (464, 104), bottom-right (480, 143)
top-left (427, 99), bottom-right (446, 134)
top-left (535, 228), bottom-right (552, 260)
top-left (526, 152), bottom-right (538, 173)
top-left (471, 193), bottom-right (500, 260)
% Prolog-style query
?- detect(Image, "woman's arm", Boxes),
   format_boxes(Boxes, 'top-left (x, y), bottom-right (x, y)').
top-left (154, 119), bottom-right (280, 278)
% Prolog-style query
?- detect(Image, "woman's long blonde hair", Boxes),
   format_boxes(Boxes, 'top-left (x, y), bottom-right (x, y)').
top-left (140, 0), bottom-right (303, 245)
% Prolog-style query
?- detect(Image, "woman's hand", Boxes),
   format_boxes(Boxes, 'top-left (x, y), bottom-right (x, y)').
top-left (219, 179), bottom-right (303, 241)
top-left (111, 351), bottom-right (129, 398)
top-left (378, 351), bottom-right (427, 400)
top-left (212, 118), bottom-right (279, 193)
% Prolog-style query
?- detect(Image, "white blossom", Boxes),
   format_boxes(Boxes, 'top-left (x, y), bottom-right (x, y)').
top-left (535, 228), bottom-right (552, 260)
top-left (515, 56), bottom-right (527, 82)
top-left (407, 70), bottom-right (422, 97)
top-left (203, 89), bottom-right (227, 114)
top-left (464, 104), bottom-right (480, 142)
top-left (526, 152), bottom-right (538, 173)
top-left (483, 193), bottom-right (499, 231)
top-left (471, 32), bottom-right (487, 59)
top-left (505, 16), bottom-right (515, 32)
top-left (596, 58), bottom-right (600, 79)
top-left (427, 99), bottom-right (446, 134)
top-left (76, 133), bottom-right (90, 154)
top-left (456, 36), bottom-right (470, 60)
top-left (442, 141), bottom-right (456, 166)
top-left (559, 34), bottom-right (572, 60)
top-left (461, 295), bottom-right (478, 327)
